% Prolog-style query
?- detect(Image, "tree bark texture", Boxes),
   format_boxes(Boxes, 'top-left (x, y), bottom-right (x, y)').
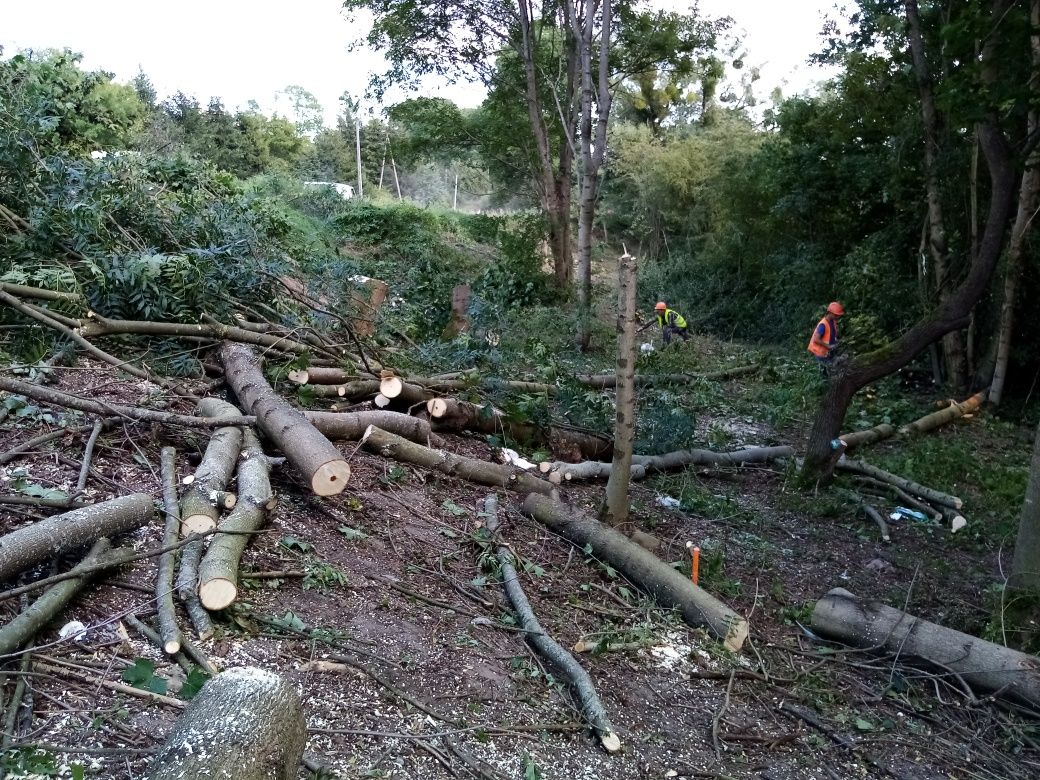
top-left (522, 493), bottom-right (749, 651)
top-left (800, 1), bottom-right (1018, 482)
top-left (633, 445), bottom-right (794, 473)
top-left (484, 495), bottom-right (620, 752)
top-left (601, 251), bottom-right (637, 525)
top-left (812, 587), bottom-right (1040, 708)
top-left (0, 493), bottom-right (154, 583)
top-left (835, 457), bottom-right (962, 510)
top-left (839, 423), bottom-right (896, 451)
top-left (1011, 421), bottom-right (1040, 590)
top-left (0, 539), bottom-right (112, 656)
top-left (197, 429), bottom-right (273, 611)
top-left (143, 667), bottom-right (306, 780)
top-left (158, 447), bottom-right (184, 655)
top-left (899, 389), bottom-right (986, 435)
top-left (176, 538), bottom-right (214, 642)
top-left (307, 410), bottom-right (433, 444)
top-left (220, 342), bottom-right (350, 495)
top-left (180, 399), bottom-right (245, 535)
top-left (361, 426), bottom-right (555, 495)
top-left (990, 0), bottom-right (1040, 405)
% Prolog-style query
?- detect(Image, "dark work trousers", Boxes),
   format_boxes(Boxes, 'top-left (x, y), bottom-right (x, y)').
top-left (663, 325), bottom-right (690, 344)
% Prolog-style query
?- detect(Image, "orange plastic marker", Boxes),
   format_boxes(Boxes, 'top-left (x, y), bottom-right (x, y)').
top-left (686, 541), bottom-right (700, 585)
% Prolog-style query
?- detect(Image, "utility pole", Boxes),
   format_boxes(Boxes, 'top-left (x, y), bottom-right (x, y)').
top-left (453, 173), bottom-right (459, 210)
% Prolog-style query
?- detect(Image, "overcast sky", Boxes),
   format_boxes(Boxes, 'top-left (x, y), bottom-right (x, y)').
top-left (3, 1), bottom-right (841, 126)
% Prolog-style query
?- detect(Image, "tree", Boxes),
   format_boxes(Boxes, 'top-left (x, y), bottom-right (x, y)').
top-left (275, 85), bottom-right (325, 139)
top-left (1010, 420), bottom-right (1040, 591)
top-left (800, 0), bottom-right (1030, 482)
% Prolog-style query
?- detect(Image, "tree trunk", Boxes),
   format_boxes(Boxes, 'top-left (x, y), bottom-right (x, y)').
top-left (834, 457), bottom-right (962, 509)
top-left (0, 539), bottom-right (112, 656)
top-left (144, 667), bottom-right (306, 780)
top-left (990, 0), bottom-right (1040, 405)
top-left (220, 342), bottom-right (350, 495)
top-left (180, 399), bottom-right (245, 535)
top-left (158, 447), bottom-right (184, 655)
top-left (540, 460), bottom-right (647, 483)
top-left (522, 493), bottom-right (749, 651)
top-left (899, 389), bottom-right (986, 435)
top-left (812, 587), bottom-right (1040, 708)
top-left (198, 430), bottom-right (273, 611)
top-left (0, 493), bottom-right (154, 583)
top-left (601, 250), bottom-right (637, 525)
top-left (361, 426), bottom-right (555, 495)
top-left (307, 410), bottom-right (433, 444)
top-left (1010, 421), bottom-right (1040, 590)
top-left (633, 445), bottom-right (795, 473)
top-left (484, 495), bottom-right (620, 752)
top-left (905, 0), bottom-right (968, 390)
top-left (839, 423), bottom-right (896, 451)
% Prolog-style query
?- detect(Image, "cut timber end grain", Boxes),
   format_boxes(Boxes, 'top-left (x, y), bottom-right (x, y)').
top-left (428, 398), bottom-right (449, 418)
top-left (198, 577), bottom-right (237, 611)
top-left (379, 375), bottom-right (404, 399)
top-left (374, 394), bottom-right (391, 408)
top-left (180, 513), bottom-right (217, 536)
top-left (287, 369), bottom-right (309, 385)
top-left (311, 460), bottom-right (352, 496)
top-left (600, 732), bottom-right (622, 754)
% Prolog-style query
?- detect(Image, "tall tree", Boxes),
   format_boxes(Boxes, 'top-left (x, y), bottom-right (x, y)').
top-left (801, 0), bottom-right (1029, 482)
top-left (1010, 419), bottom-right (1040, 591)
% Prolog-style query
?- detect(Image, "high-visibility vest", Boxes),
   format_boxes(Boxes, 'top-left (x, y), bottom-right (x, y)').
top-left (808, 317), bottom-right (836, 357)
top-left (657, 308), bottom-right (687, 329)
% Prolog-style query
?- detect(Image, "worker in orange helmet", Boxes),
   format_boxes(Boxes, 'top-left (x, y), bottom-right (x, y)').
top-left (808, 301), bottom-right (845, 374)
top-left (650, 301), bottom-right (690, 345)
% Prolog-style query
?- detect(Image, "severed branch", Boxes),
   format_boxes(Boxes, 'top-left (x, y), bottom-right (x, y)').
top-left (483, 495), bottom-right (620, 753)
top-left (157, 447), bottom-right (184, 655)
top-left (73, 418), bottom-right (105, 497)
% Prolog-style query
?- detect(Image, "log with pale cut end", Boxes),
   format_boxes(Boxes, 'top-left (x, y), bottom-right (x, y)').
top-left (0, 539), bottom-right (113, 656)
top-left (839, 423), bottom-right (896, 450)
top-left (835, 457), bottom-right (962, 510)
top-left (522, 493), bottom-right (749, 652)
top-left (305, 410), bottom-right (433, 445)
top-left (158, 447), bottom-right (184, 656)
top-left (288, 366), bottom-right (367, 385)
top-left (361, 426), bottom-right (555, 495)
top-left (811, 588), bottom-right (1040, 708)
top-left (483, 495), bottom-right (620, 753)
top-left (541, 461), bottom-right (647, 482)
top-left (633, 445), bottom-right (795, 473)
top-left (861, 504), bottom-right (891, 543)
top-left (900, 389), bottom-right (988, 436)
top-left (379, 374), bottom-right (404, 399)
top-left (306, 379), bottom-right (381, 399)
top-left (144, 666), bottom-right (306, 780)
top-left (0, 493), bottom-right (153, 583)
top-left (220, 342), bottom-right (350, 495)
top-left (180, 398), bottom-right (245, 536)
top-left (197, 429), bottom-right (273, 611)
top-left (373, 393), bottom-right (390, 408)
top-left (212, 491), bottom-right (237, 510)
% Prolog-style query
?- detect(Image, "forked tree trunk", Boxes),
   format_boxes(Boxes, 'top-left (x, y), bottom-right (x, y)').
top-left (180, 399), bottom-right (244, 535)
top-left (990, 0), bottom-right (1040, 406)
top-left (601, 250), bottom-right (637, 525)
top-left (0, 493), bottom-right (153, 583)
top-left (1010, 420), bottom-right (1040, 590)
top-left (144, 667), bottom-right (306, 780)
top-left (812, 588), bottom-right (1040, 708)
top-left (197, 429), bottom-right (273, 611)
top-left (220, 342), bottom-right (350, 495)
top-left (523, 493), bottom-right (749, 651)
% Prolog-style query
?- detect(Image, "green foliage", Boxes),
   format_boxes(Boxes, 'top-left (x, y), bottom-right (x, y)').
top-left (122, 657), bottom-right (167, 694)
top-left (179, 667), bottom-right (212, 700)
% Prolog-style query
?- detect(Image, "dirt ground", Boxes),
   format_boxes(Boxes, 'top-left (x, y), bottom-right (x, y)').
top-left (0, 363), bottom-right (1037, 780)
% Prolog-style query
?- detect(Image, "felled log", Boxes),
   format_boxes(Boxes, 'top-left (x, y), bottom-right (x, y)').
top-left (158, 447), bottom-right (184, 655)
top-left (839, 423), bottom-right (896, 451)
top-left (220, 342), bottom-right (349, 495)
top-left (0, 493), bottom-right (153, 583)
top-left (484, 495), bottom-right (620, 752)
top-left (306, 410), bottom-right (433, 444)
top-left (900, 389), bottom-right (987, 435)
top-left (303, 379), bottom-right (383, 399)
top-left (361, 426), bottom-right (554, 495)
top-left (835, 457), bottom-right (962, 510)
top-left (812, 588), bottom-right (1040, 708)
top-left (180, 399), bottom-right (245, 535)
top-left (197, 429), bottom-right (273, 611)
top-left (539, 460), bottom-right (648, 483)
top-left (576, 364), bottom-right (760, 388)
top-left (0, 539), bottom-right (112, 656)
top-left (633, 445), bottom-right (794, 472)
top-left (861, 504), bottom-right (891, 543)
top-left (143, 667), bottom-right (306, 780)
top-left (428, 398), bottom-right (613, 460)
top-left (287, 366), bottom-right (366, 385)
top-left (522, 494), bottom-right (749, 651)
top-left (378, 374), bottom-right (434, 405)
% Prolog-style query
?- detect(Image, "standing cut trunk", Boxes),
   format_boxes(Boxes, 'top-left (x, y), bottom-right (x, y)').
top-left (219, 342), bottom-right (350, 495)
top-left (144, 667), bottom-right (306, 780)
top-left (1010, 420), bottom-right (1040, 590)
top-left (0, 493), bottom-right (153, 583)
top-left (601, 250), bottom-right (637, 525)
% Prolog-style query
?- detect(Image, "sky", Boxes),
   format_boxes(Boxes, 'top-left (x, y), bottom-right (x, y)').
top-left (2, 1), bottom-right (841, 126)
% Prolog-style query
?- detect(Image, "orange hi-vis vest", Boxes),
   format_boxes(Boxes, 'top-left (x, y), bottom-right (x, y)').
top-left (808, 317), bottom-right (836, 358)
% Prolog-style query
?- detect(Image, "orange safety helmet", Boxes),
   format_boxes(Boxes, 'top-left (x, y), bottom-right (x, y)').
top-left (827, 301), bottom-right (845, 316)
top-left (655, 301), bottom-right (667, 311)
